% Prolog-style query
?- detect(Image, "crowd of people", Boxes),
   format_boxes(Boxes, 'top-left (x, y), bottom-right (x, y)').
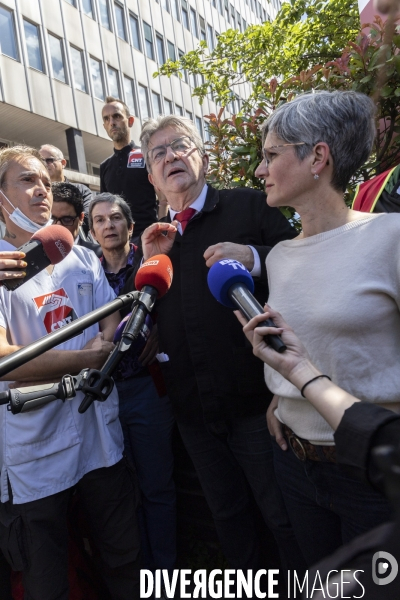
top-left (0, 89), bottom-right (398, 600)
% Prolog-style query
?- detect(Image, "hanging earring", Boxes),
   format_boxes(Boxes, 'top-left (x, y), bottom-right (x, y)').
top-left (313, 174), bottom-right (319, 180)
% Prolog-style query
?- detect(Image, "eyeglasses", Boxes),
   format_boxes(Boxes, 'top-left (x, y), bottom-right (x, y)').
top-left (43, 157), bottom-right (62, 165)
top-left (52, 215), bottom-right (79, 226)
top-left (148, 136), bottom-right (195, 164)
top-left (262, 142), bottom-right (306, 167)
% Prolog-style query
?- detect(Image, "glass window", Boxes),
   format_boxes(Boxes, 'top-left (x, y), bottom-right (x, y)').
top-left (0, 6), bottom-right (19, 61)
top-left (199, 16), bottom-right (206, 41)
top-left (151, 91), bottom-right (162, 116)
top-left (90, 56), bottom-right (105, 100)
top-left (82, 0), bottom-right (94, 18)
top-left (138, 85), bottom-right (150, 120)
top-left (181, 0), bottom-right (189, 30)
top-left (114, 2), bottom-right (126, 40)
top-left (48, 33), bottom-right (66, 83)
top-left (189, 72), bottom-right (196, 88)
top-left (212, 0), bottom-right (216, 6)
top-left (124, 76), bottom-right (137, 115)
top-left (178, 48), bottom-right (188, 83)
top-left (164, 98), bottom-right (173, 115)
top-left (175, 104), bottom-right (183, 116)
top-left (236, 11), bottom-right (241, 30)
top-left (143, 22), bottom-right (154, 60)
top-left (203, 120), bottom-right (210, 141)
top-left (224, 0), bottom-right (229, 22)
top-left (107, 65), bottom-right (120, 97)
top-left (207, 25), bottom-right (214, 51)
top-left (64, 0), bottom-right (76, 5)
top-left (98, 0), bottom-right (111, 29)
top-left (161, 0), bottom-right (170, 12)
top-left (172, 0), bottom-right (180, 21)
top-left (70, 46), bottom-right (87, 92)
top-left (167, 41), bottom-right (176, 62)
top-left (195, 116), bottom-right (203, 138)
top-left (156, 34), bottom-right (165, 64)
top-left (185, 110), bottom-right (193, 121)
top-left (242, 18), bottom-right (247, 31)
top-left (129, 14), bottom-right (141, 51)
top-left (23, 20), bottom-right (44, 72)
top-left (190, 8), bottom-right (198, 37)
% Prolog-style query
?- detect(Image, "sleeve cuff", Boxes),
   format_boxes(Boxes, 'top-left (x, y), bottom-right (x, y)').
top-left (248, 246), bottom-right (261, 277)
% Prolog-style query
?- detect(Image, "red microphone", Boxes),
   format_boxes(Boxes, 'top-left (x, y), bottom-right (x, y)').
top-left (135, 254), bottom-right (173, 297)
top-left (2, 224), bottom-right (74, 291)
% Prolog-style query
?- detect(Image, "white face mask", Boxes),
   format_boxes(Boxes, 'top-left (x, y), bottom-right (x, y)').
top-left (0, 189), bottom-right (52, 234)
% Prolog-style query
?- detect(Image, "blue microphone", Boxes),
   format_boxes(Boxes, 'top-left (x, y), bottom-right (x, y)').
top-left (207, 259), bottom-right (286, 353)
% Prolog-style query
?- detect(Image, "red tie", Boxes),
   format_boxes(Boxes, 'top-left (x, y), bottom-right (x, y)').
top-left (174, 208), bottom-right (197, 233)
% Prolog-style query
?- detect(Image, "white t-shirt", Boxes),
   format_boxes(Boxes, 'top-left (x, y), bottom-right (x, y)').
top-left (265, 214), bottom-right (400, 444)
top-left (0, 241), bottom-right (123, 504)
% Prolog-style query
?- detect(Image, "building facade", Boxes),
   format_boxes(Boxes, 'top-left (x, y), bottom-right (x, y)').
top-left (0, 0), bottom-right (278, 189)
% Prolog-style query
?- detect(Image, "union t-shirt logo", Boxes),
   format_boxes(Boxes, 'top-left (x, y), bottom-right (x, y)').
top-left (33, 288), bottom-right (78, 334)
top-left (127, 149), bottom-right (145, 168)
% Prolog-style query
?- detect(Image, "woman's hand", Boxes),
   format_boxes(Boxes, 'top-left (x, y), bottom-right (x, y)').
top-left (0, 251), bottom-right (27, 283)
top-left (235, 305), bottom-right (312, 384)
top-left (141, 222), bottom-right (178, 260)
top-left (266, 395), bottom-right (287, 451)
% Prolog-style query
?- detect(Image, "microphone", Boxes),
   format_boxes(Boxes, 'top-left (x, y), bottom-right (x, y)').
top-left (78, 254), bottom-right (173, 413)
top-left (2, 225), bottom-right (74, 291)
top-left (207, 259), bottom-right (286, 353)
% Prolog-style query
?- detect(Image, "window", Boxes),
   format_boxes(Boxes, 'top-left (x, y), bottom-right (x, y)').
top-left (230, 5), bottom-right (235, 27)
top-left (242, 18), bottom-right (247, 31)
top-left (207, 25), bottom-right (214, 51)
top-left (175, 104), bottom-right (183, 116)
top-left (172, 0), bottom-right (180, 21)
top-left (236, 11), bottom-right (241, 30)
top-left (212, 0), bottom-right (217, 6)
top-left (203, 120), bottom-right (210, 141)
top-left (185, 110), bottom-right (193, 121)
top-left (151, 91), bottom-right (162, 116)
top-left (70, 46), bottom-right (87, 92)
top-left (98, 0), bottom-right (111, 29)
top-left (143, 22), bottom-right (154, 60)
top-left (0, 6), bottom-right (19, 61)
top-left (181, 0), bottom-right (189, 30)
top-left (224, 0), bottom-right (229, 22)
top-left (90, 56), bottom-right (105, 100)
top-left (48, 33), bottom-right (66, 83)
top-left (124, 76), bottom-right (137, 115)
top-left (107, 65), bottom-right (120, 97)
top-left (190, 8), bottom-right (198, 37)
top-left (156, 34), bottom-right (165, 64)
top-left (167, 41), bottom-right (176, 62)
top-left (161, 0), bottom-right (170, 12)
top-left (129, 14), bottom-right (141, 51)
top-left (178, 48), bottom-right (188, 83)
top-left (199, 16), bottom-right (206, 41)
top-left (164, 98), bottom-right (173, 114)
top-left (64, 0), bottom-right (76, 5)
top-left (195, 116), bottom-right (203, 138)
top-left (138, 85), bottom-right (150, 120)
top-left (114, 3), bottom-right (126, 40)
top-left (189, 72), bottom-right (196, 88)
top-left (82, 0), bottom-right (94, 18)
top-left (23, 20), bottom-right (44, 72)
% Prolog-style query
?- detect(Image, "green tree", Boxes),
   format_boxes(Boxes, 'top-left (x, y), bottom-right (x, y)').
top-left (156, 0), bottom-right (360, 106)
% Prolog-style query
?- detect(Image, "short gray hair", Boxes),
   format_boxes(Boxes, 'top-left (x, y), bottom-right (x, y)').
top-left (262, 91), bottom-right (376, 192)
top-left (89, 192), bottom-right (134, 230)
top-left (40, 144), bottom-right (64, 160)
top-left (140, 115), bottom-right (205, 172)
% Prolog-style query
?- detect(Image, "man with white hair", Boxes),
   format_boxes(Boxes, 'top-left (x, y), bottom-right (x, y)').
top-left (130, 116), bottom-right (305, 577)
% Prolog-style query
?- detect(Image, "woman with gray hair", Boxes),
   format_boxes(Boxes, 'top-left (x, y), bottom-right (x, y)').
top-left (253, 90), bottom-right (398, 565)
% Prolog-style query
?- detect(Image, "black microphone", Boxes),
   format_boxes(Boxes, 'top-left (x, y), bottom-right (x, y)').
top-left (2, 225), bottom-right (74, 291)
top-left (207, 259), bottom-right (286, 353)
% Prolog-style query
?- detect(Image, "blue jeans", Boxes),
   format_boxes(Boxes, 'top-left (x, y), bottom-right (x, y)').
top-left (178, 413), bottom-right (306, 574)
top-left (272, 437), bottom-right (393, 566)
top-left (116, 376), bottom-right (176, 571)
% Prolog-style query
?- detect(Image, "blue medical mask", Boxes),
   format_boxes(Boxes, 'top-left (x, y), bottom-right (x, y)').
top-left (0, 189), bottom-right (52, 234)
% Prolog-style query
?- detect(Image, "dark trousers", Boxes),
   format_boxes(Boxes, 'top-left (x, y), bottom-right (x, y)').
top-left (177, 412), bottom-right (307, 574)
top-left (0, 459), bottom-right (140, 600)
top-left (273, 438), bottom-right (393, 566)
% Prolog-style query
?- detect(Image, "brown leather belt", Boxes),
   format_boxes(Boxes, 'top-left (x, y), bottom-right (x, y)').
top-left (283, 425), bottom-right (336, 463)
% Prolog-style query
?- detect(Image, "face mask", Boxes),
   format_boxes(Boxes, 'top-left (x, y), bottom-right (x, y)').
top-left (0, 189), bottom-right (52, 234)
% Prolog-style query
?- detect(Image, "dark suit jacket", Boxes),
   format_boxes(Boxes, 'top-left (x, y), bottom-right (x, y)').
top-left (124, 185), bottom-right (296, 423)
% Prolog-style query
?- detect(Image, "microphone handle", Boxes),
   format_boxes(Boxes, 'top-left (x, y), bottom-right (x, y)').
top-left (0, 381), bottom-right (70, 414)
top-left (228, 283), bottom-right (287, 353)
top-left (2, 241), bottom-right (50, 291)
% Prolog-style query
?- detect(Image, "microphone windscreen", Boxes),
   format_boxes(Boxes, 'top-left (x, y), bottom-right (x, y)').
top-left (207, 259), bottom-right (254, 308)
top-left (31, 225), bottom-right (74, 265)
top-left (135, 254), bottom-right (173, 298)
